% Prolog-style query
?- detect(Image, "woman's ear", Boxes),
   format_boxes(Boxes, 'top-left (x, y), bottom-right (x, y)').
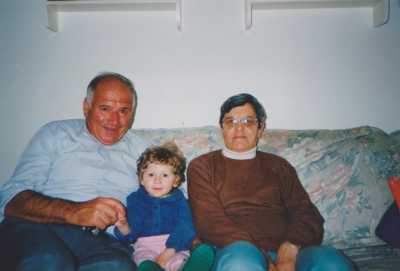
top-left (257, 122), bottom-right (266, 138)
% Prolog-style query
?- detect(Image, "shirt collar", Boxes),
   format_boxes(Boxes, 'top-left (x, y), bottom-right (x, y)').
top-left (138, 186), bottom-right (180, 202)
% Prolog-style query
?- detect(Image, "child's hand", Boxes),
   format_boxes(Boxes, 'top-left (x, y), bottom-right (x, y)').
top-left (191, 236), bottom-right (203, 250)
top-left (155, 248), bottom-right (176, 268)
top-left (115, 216), bottom-right (131, 235)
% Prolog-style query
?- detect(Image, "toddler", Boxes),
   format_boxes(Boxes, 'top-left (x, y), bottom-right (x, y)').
top-left (115, 142), bottom-right (214, 271)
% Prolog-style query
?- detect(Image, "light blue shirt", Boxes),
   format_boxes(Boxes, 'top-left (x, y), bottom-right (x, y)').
top-left (0, 119), bottom-right (149, 225)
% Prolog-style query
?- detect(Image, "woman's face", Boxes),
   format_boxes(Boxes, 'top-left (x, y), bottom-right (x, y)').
top-left (221, 103), bottom-right (264, 152)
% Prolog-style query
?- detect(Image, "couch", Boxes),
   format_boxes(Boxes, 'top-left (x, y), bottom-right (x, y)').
top-left (135, 125), bottom-right (400, 271)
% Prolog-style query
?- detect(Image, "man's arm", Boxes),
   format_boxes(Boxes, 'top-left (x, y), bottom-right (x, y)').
top-left (187, 155), bottom-right (255, 247)
top-left (5, 190), bottom-right (125, 229)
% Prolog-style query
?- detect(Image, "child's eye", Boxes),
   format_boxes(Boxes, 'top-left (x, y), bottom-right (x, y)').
top-left (162, 174), bottom-right (169, 178)
top-left (147, 173), bottom-right (154, 177)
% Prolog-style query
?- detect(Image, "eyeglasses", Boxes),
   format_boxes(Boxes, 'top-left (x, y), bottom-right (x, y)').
top-left (222, 116), bottom-right (258, 129)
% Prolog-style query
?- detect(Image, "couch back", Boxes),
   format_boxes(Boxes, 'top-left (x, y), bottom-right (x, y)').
top-left (134, 126), bottom-right (400, 250)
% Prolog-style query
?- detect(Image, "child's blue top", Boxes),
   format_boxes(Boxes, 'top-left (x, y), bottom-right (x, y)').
top-left (114, 186), bottom-right (196, 251)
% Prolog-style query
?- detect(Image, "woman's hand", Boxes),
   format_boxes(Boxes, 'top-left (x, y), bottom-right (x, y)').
top-left (274, 241), bottom-right (299, 271)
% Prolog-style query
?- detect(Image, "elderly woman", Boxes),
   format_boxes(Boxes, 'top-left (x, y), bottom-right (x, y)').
top-left (187, 93), bottom-right (355, 271)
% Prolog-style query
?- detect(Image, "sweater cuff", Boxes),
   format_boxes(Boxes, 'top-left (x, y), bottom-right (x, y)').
top-left (113, 227), bottom-right (134, 243)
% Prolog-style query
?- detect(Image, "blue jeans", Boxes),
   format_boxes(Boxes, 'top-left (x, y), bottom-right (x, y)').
top-left (211, 241), bottom-right (356, 271)
top-left (0, 217), bottom-right (136, 271)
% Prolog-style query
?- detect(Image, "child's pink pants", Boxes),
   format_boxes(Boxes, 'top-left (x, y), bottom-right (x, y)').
top-left (133, 234), bottom-right (190, 271)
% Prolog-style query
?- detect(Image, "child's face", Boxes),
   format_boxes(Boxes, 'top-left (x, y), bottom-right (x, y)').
top-left (141, 162), bottom-right (179, 197)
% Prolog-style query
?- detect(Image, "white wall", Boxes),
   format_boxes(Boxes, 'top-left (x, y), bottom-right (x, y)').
top-left (1, 0), bottom-right (399, 184)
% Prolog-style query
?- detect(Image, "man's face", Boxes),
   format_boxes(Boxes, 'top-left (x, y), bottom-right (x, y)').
top-left (221, 103), bottom-right (264, 152)
top-left (83, 78), bottom-right (134, 145)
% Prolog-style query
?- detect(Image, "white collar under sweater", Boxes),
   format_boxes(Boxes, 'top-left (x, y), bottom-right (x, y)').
top-left (222, 146), bottom-right (257, 160)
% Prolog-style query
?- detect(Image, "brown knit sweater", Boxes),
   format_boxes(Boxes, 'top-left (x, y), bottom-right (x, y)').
top-left (187, 150), bottom-right (324, 252)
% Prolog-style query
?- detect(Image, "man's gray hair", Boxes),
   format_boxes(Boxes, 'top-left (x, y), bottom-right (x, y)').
top-left (86, 72), bottom-right (137, 107)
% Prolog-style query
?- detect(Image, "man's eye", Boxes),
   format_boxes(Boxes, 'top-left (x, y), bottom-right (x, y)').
top-left (99, 106), bottom-right (109, 111)
top-left (120, 108), bottom-right (130, 114)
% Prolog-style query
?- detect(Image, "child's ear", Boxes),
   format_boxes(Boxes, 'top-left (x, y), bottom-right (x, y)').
top-left (173, 179), bottom-right (180, 188)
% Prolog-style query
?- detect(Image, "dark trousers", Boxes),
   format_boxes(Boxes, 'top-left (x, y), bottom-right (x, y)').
top-left (0, 217), bottom-right (136, 271)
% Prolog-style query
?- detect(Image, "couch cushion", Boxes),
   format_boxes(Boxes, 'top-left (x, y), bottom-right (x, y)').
top-left (343, 244), bottom-right (400, 271)
top-left (134, 126), bottom-right (400, 249)
top-left (390, 130), bottom-right (400, 144)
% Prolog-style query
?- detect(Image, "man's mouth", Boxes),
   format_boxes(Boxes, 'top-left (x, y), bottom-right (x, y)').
top-left (103, 126), bottom-right (118, 132)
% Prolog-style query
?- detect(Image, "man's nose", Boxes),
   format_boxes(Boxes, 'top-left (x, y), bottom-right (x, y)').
top-left (107, 111), bottom-right (119, 124)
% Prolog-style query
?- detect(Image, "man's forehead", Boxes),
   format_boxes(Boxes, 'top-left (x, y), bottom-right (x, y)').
top-left (96, 100), bottom-right (133, 106)
top-left (93, 86), bottom-right (133, 102)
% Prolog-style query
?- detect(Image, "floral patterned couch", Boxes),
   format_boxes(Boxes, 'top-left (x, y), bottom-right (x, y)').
top-left (135, 126), bottom-right (400, 271)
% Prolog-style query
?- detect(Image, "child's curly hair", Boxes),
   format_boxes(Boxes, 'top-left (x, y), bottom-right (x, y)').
top-left (136, 141), bottom-right (187, 186)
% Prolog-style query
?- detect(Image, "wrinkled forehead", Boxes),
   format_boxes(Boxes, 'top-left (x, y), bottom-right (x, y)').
top-left (93, 80), bottom-right (134, 103)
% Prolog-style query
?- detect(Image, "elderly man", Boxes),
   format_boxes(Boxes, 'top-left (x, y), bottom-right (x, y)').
top-left (0, 72), bottom-right (148, 271)
top-left (187, 93), bottom-right (355, 271)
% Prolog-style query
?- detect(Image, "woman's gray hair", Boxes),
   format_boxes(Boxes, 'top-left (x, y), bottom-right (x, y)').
top-left (86, 72), bottom-right (137, 107)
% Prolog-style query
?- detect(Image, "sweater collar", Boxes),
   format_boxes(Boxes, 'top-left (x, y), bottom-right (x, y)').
top-left (137, 185), bottom-right (180, 202)
top-left (222, 146), bottom-right (257, 160)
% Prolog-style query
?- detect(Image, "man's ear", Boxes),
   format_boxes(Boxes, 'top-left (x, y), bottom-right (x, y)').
top-left (83, 98), bottom-right (90, 118)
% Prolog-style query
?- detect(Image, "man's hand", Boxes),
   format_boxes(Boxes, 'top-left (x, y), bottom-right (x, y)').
top-left (274, 241), bottom-right (300, 271)
top-left (155, 248), bottom-right (176, 268)
top-left (66, 197), bottom-right (126, 230)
